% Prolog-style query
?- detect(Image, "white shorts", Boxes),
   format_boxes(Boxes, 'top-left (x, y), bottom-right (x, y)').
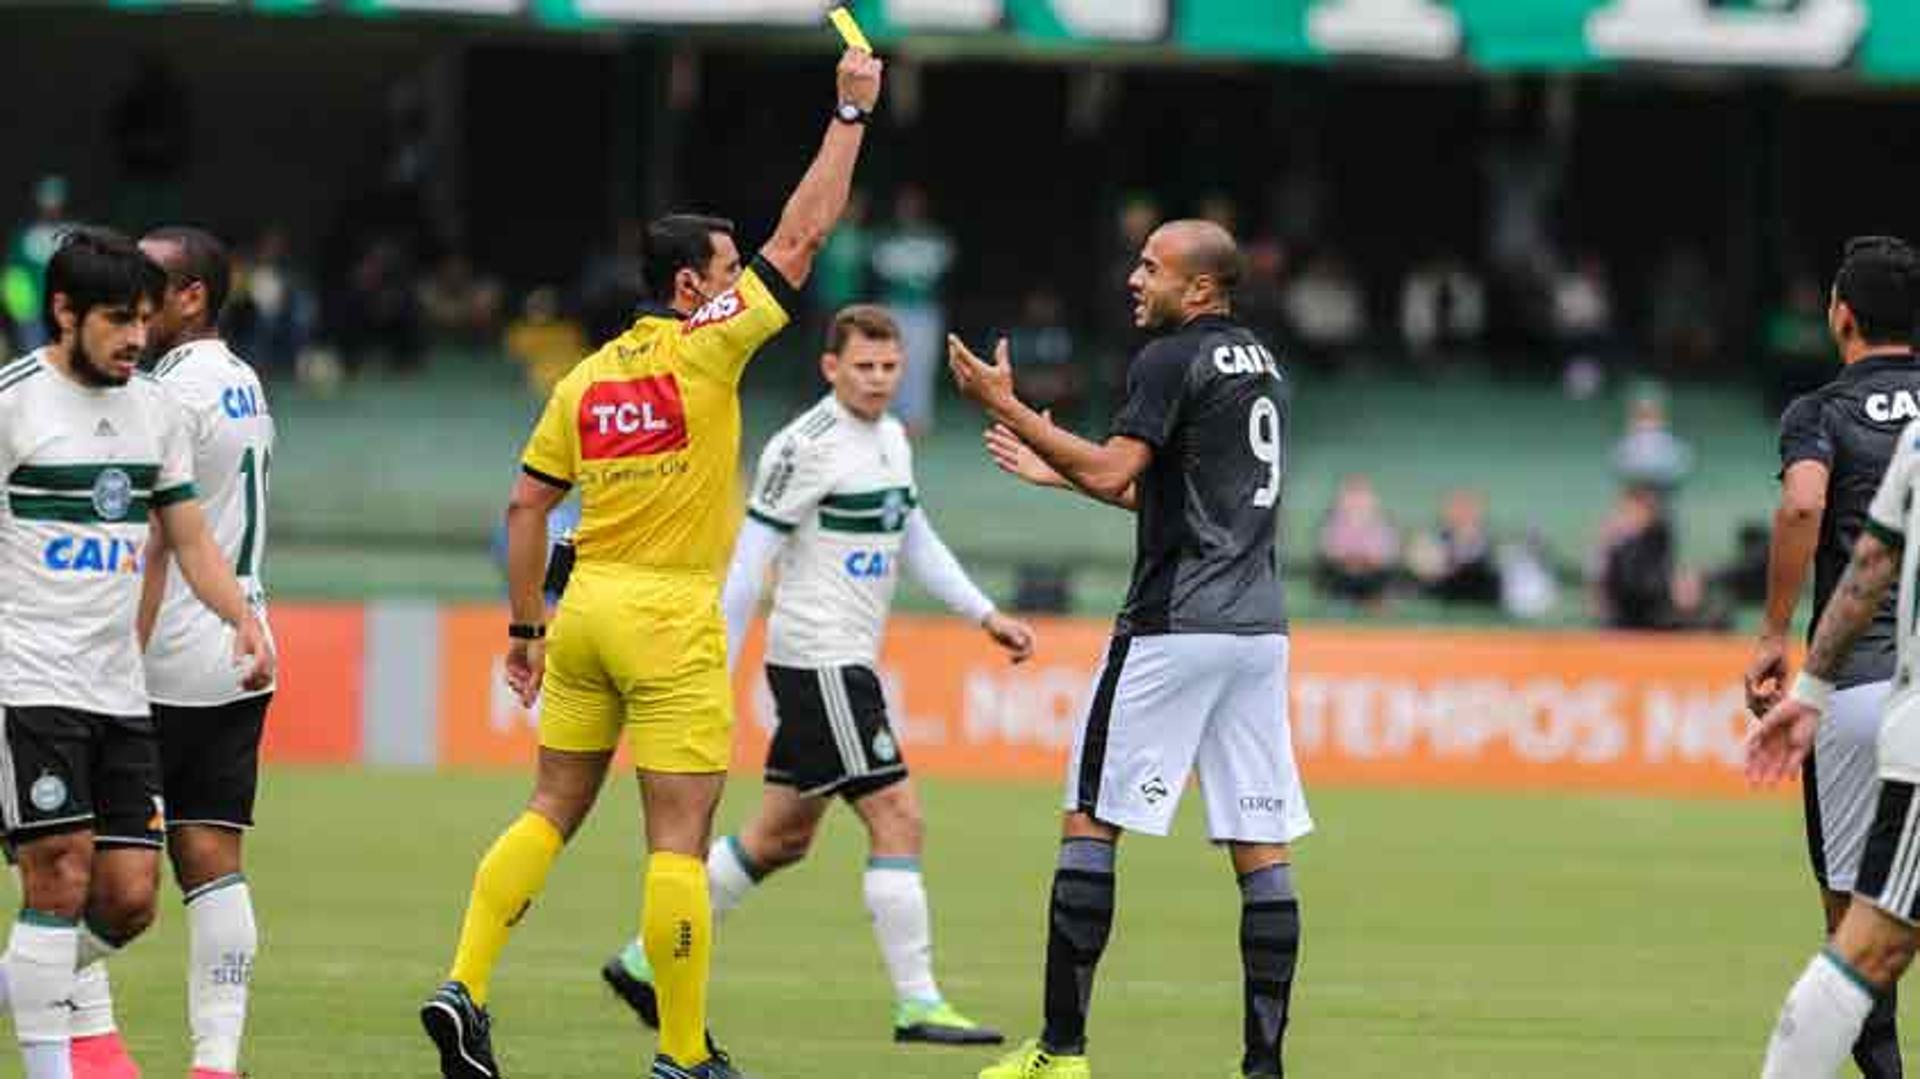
top-left (1804, 680), bottom-right (1891, 893)
top-left (1063, 633), bottom-right (1312, 844)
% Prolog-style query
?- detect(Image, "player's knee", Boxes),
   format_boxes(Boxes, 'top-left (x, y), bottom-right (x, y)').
top-left (759, 821), bottom-right (818, 869)
top-left (89, 882), bottom-right (159, 943)
top-left (525, 792), bottom-right (593, 841)
top-left (16, 838), bottom-right (92, 917)
top-left (1857, 929), bottom-right (1920, 987)
top-left (869, 802), bottom-right (923, 854)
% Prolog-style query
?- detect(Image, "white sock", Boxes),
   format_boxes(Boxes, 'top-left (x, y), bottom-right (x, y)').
top-left (707, 836), bottom-right (761, 923)
top-left (68, 964), bottom-right (116, 1040)
top-left (1763, 951), bottom-right (1878, 1079)
top-left (186, 874), bottom-right (257, 1073)
top-left (864, 859), bottom-right (939, 1004)
top-left (8, 916), bottom-right (78, 1079)
top-left (0, 926), bottom-right (119, 1031)
top-left (70, 924), bottom-right (121, 1039)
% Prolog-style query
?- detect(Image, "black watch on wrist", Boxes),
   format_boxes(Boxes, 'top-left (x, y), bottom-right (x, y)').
top-left (508, 622), bottom-right (546, 641)
top-left (834, 101), bottom-right (870, 126)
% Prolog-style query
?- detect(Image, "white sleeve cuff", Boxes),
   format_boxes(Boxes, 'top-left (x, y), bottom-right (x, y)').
top-left (902, 511), bottom-right (995, 624)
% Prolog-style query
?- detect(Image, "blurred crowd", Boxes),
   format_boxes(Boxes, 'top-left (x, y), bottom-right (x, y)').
top-left (1312, 385), bottom-right (1766, 630)
top-left (0, 171), bottom-right (1794, 631)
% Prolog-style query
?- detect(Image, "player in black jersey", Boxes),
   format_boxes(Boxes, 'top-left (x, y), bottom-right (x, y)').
top-left (1746, 236), bottom-right (1920, 1079)
top-left (950, 220), bottom-right (1308, 1079)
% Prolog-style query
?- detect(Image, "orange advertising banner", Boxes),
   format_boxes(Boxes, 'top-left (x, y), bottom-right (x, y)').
top-left (433, 607), bottom-right (1770, 797)
top-left (259, 604), bottom-right (364, 765)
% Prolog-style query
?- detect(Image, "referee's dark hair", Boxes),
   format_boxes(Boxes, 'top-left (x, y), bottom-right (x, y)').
top-left (143, 225), bottom-right (233, 324)
top-left (643, 214), bottom-right (736, 300)
top-left (42, 225), bottom-right (166, 335)
top-left (1834, 235), bottom-right (1920, 346)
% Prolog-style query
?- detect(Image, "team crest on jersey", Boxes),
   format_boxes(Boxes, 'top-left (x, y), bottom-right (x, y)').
top-left (91, 467), bottom-right (134, 521)
top-left (579, 376), bottom-right (690, 460)
top-left (880, 489), bottom-right (909, 531)
top-left (29, 772), bottom-right (67, 813)
top-left (684, 289), bottom-right (747, 333)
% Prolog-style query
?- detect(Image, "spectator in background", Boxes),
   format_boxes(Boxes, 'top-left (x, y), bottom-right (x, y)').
top-left (1236, 236), bottom-right (1292, 361)
top-left (1197, 191), bottom-right (1238, 235)
top-left (226, 225), bottom-right (319, 378)
top-left (1592, 486), bottom-right (1674, 629)
top-left (1763, 273), bottom-right (1835, 414)
top-left (1009, 286), bottom-right (1083, 420)
top-left (504, 286), bottom-right (587, 397)
top-left (1099, 196), bottom-right (1160, 410)
top-left (1612, 387), bottom-right (1694, 492)
top-left (1285, 251), bottom-right (1368, 364)
top-left (2, 175), bottom-right (68, 352)
top-left (1551, 253), bottom-right (1614, 376)
top-left (417, 251), bottom-right (504, 349)
top-left (1316, 475), bottom-right (1399, 607)
top-left (1649, 245), bottom-right (1721, 371)
top-left (579, 218), bottom-right (646, 345)
top-left (1400, 255), bottom-right (1486, 367)
top-left (333, 236), bottom-right (423, 376)
top-left (812, 188), bottom-right (871, 319)
top-left (871, 183), bottom-right (954, 436)
top-left (1590, 486), bottom-right (1723, 630)
top-left (1407, 488), bottom-right (1500, 606)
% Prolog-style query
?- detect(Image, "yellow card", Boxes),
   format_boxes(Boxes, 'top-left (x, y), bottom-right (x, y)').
top-left (828, 6), bottom-right (873, 52)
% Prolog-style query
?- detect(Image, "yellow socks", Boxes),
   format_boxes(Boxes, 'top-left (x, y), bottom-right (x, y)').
top-left (643, 851), bottom-right (713, 1064)
top-left (448, 812), bottom-right (564, 1005)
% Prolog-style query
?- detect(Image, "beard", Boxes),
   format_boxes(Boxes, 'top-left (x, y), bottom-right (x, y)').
top-left (71, 336), bottom-right (132, 387)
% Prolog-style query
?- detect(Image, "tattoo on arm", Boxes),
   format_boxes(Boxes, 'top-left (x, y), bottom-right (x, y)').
top-left (1806, 537), bottom-right (1901, 680)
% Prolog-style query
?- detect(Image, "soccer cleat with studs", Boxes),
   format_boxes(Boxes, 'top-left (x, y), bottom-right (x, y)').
top-left (420, 980), bottom-right (502, 1078)
top-left (977, 1040), bottom-right (1091, 1079)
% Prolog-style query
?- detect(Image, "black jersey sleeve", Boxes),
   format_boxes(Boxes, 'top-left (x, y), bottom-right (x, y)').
top-left (1110, 340), bottom-right (1190, 449)
top-left (1778, 394), bottom-right (1834, 475)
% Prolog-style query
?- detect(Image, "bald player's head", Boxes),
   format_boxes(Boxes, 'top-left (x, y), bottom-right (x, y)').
top-left (1128, 218), bottom-right (1241, 331)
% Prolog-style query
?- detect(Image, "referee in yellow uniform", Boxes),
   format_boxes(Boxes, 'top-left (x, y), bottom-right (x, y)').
top-left (422, 48), bottom-right (884, 1079)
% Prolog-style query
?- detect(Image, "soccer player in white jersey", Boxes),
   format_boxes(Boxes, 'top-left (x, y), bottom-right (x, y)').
top-left (131, 226), bottom-right (272, 1079)
top-left (1752, 415), bottom-right (1920, 1076)
top-left (600, 303), bottom-right (1034, 1045)
top-left (0, 228), bottom-right (272, 1079)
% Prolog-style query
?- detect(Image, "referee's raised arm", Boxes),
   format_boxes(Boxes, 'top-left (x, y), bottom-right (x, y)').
top-left (759, 48), bottom-right (884, 290)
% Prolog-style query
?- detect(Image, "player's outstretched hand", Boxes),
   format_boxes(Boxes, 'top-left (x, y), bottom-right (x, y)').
top-left (948, 334), bottom-right (1017, 413)
top-left (1745, 633), bottom-right (1789, 717)
top-left (506, 638), bottom-right (546, 709)
top-left (986, 413), bottom-right (1064, 488)
top-left (983, 611), bottom-right (1036, 664)
top-left (233, 614), bottom-right (276, 691)
top-left (836, 47), bottom-right (883, 112)
top-left (1746, 696), bottom-right (1821, 787)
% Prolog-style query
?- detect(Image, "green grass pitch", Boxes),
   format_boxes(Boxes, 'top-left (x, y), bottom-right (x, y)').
top-left (0, 769), bottom-right (1890, 1077)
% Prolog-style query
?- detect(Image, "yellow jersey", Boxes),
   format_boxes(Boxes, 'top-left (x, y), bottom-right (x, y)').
top-left (521, 256), bottom-right (797, 573)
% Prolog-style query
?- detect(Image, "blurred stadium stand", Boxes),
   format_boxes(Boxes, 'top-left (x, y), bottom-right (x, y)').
top-left (5, 0), bottom-right (1918, 626)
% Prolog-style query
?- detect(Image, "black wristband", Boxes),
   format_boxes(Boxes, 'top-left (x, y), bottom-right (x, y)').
top-left (508, 623), bottom-right (546, 640)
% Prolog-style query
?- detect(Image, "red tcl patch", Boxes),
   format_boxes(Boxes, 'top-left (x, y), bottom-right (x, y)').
top-left (578, 376), bottom-right (689, 459)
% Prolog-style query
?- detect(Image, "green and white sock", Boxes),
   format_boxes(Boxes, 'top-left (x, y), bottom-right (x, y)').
top-left (866, 857), bottom-right (939, 1007)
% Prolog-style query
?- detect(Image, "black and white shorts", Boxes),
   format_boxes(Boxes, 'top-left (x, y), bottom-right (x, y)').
top-left (154, 694), bottom-right (271, 830)
top-left (1802, 680), bottom-right (1889, 893)
top-left (0, 705), bottom-right (164, 849)
top-left (1066, 633), bottom-right (1313, 844)
top-left (764, 664), bottom-right (908, 801)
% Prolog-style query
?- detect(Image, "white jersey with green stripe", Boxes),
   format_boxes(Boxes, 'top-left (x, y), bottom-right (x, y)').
top-left (144, 339), bottom-right (276, 706)
top-left (0, 349), bottom-right (196, 716)
top-left (746, 394), bottom-right (916, 668)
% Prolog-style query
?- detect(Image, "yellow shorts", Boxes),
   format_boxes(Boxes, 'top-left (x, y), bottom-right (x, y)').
top-left (538, 565), bottom-right (732, 773)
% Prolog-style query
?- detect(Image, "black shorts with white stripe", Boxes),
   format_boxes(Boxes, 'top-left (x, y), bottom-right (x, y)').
top-left (764, 664), bottom-right (908, 801)
top-left (1855, 779), bottom-right (1920, 922)
top-left (0, 705), bottom-right (163, 849)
